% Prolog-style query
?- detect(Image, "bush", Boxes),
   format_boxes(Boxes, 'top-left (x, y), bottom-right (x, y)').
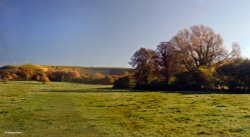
top-left (39, 75), bottom-right (50, 84)
top-left (194, 66), bottom-right (216, 89)
top-left (47, 69), bottom-right (80, 82)
top-left (216, 59), bottom-right (250, 91)
top-left (113, 76), bottom-right (135, 89)
top-left (1, 72), bottom-right (12, 84)
top-left (147, 80), bottom-right (168, 90)
top-left (171, 72), bottom-right (200, 90)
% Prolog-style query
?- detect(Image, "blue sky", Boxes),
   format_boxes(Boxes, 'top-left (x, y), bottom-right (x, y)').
top-left (1, 0), bottom-right (250, 67)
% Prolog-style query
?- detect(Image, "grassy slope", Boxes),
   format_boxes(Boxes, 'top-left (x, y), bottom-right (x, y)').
top-left (0, 81), bottom-right (250, 137)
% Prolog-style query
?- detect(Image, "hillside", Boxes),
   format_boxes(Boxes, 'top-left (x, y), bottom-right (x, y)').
top-left (0, 64), bottom-right (131, 85)
top-left (0, 64), bottom-right (131, 76)
top-left (47, 65), bottom-right (131, 75)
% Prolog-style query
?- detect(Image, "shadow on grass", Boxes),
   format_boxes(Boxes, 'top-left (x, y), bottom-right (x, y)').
top-left (38, 87), bottom-right (140, 93)
top-left (161, 90), bottom-right (250, 94)
top-left (37, 87), bottom-right (250, 94)
top-left (160, 90), bottom-right (230, 95)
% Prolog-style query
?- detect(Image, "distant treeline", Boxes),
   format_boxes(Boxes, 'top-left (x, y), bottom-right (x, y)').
top-left (0, 64), bottom-right (129, 84)
top-left (114, 25), bottom-right (250, 93)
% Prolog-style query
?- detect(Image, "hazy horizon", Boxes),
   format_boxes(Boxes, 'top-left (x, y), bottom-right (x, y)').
top-left (1, 0), bottom-right (250, 67)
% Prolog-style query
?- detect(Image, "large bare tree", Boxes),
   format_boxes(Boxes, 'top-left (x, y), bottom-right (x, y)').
top-left (173, 25), bottom-right (228, 71)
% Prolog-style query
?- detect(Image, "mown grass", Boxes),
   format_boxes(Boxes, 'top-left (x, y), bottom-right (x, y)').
top-left (0, 81), bottom-right (249, 137)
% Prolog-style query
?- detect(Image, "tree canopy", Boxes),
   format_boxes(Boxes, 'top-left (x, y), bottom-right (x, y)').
top-left (115, 24), bottom-right (248, 92)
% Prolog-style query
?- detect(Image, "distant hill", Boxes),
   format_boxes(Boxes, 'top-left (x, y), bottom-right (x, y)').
top-left (0, 64), bottom-right (131, 76)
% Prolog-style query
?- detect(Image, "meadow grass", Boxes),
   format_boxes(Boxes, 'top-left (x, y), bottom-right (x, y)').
top-left (0, 81), bottom-right (249, 137)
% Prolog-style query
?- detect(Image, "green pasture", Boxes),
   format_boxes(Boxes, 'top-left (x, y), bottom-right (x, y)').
top-left (0, 81), bottom-right (249, 137)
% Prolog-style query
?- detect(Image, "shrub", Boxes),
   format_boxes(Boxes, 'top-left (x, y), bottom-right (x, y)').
top-left (1, 72), bottom-right (12, 84)
top-left (47, 69), bottom-right (80, 82)
top-left (171, 72), bottom-right (200, 90)
top-left (113, 76), bottom-right (135, 89)
top-left (147, 80), bottom-right (168, 90)
top-left (216, 59), bottom-right (250, 91)
top-left (39, 75), bottom-right (50, 84)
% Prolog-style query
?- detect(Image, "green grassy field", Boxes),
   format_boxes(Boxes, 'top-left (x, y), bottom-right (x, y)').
top-left (0, 81), bottom-right (249, 137)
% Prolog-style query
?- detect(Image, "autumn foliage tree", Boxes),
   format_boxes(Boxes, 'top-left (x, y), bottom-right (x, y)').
top-left (2, 72), bottom-right (12, 84)
top-left (123, 24), bottom-right (245, 91)
top-left (129, 48), bottom-right (157, 89)
top-left (0, 65), bottom-right (126, 85)
top-left (18, 68), bottom-right (34, 81)
top-left (156, 41), bottom-right (179, 86)
top-left (172, 25), bottom-right (240, 88)
top-left (47, 69), bottom-right (80, 82)
top-left (173, 25), bottom-right (227, 70)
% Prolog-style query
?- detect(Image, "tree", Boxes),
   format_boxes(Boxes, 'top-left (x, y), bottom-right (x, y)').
top-left (229, 42), bottom-right (241, 60)
top-left (173, 25), bottom-right (228, 70)
top-left (47, 69), bottom-right (80, 82)
top-left (124, 24), bottom-right (243, 91)
top-left (92, 72), bottom-right (105, 79)
top-left (156, 41), bottom-right (179, 86)
top-left (129, 48), bottom-right (157, 89)
top-left (2, 72), bottom-right (12, 84)
top-left (172, 25), bottom-right (240, 88)
top-left (18, 67), bottom-right (34, 81)
top-left (67, 70), bottom-right (81, 80)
